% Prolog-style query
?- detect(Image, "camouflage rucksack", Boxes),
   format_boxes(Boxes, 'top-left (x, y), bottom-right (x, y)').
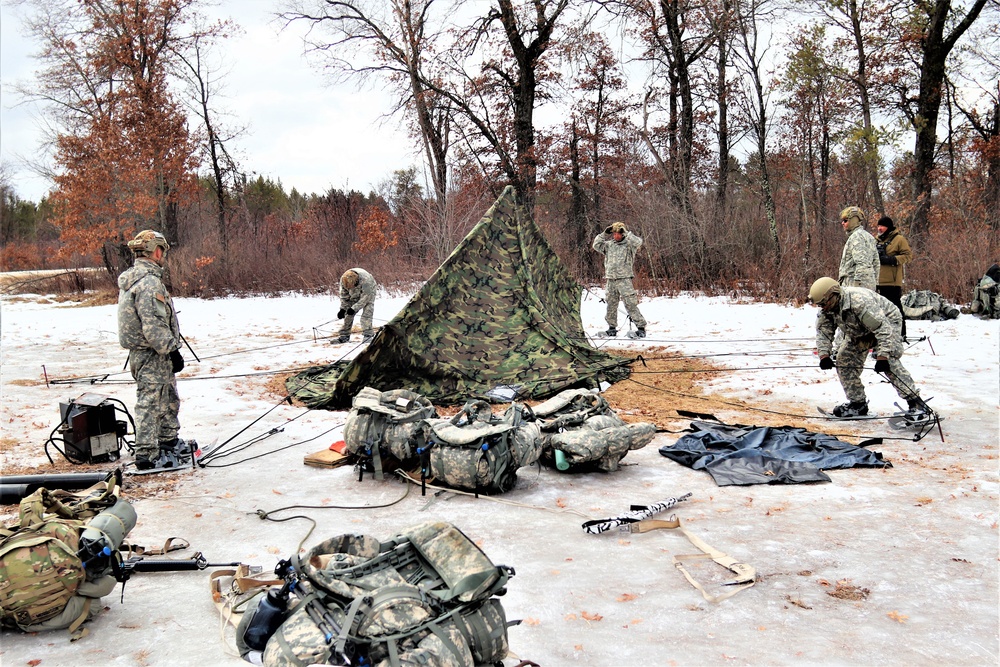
top-left (530, 388), bottom-right (656, 472)
top-left (259, 521), bottom-right (514, 667)
top-left (344, 387), bottom-right (438, 479)
top-left (422, 401), bottom-right (541, 494)
top-left (902, 290), bottom-right (960, 321)
top-left (971, 266), bottom-right (1000, 319)
top-left (0, 475), bottom-right (124, 638)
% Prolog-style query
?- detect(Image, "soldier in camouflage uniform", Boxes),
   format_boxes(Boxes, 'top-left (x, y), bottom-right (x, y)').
top-left (592, 222), bottom-right (647, 339)
top-left (337, 268), bottom-right (377, 343)
top-left (838, 206), bottom-right (879, 290)
top-left (808, 277), bottom-right (928, 418)
top-left (117, 230), bottom-right (184, 469)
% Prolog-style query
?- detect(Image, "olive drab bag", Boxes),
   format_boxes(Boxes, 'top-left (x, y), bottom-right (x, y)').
top-left (529, 388), bottom-right (656, 472)
top-left (344, 387), bottom-right (438, 479)
top-left (971, 264), bottom-right (1000, 319)
top-left (0, 474), bottom-right (123, 638)
top-left (422, 401), bottom-right (542, 494)
top-left (260, 521), bottom-right (514, 667)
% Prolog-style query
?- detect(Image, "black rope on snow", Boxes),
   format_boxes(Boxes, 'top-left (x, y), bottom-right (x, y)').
top-left (624, 377), bottom-right (923, 442)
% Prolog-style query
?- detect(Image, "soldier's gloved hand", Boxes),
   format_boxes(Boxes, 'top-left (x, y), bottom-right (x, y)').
top-left (604, 225), bottom-right (613, 235)
top-left (337, 308), bottom-right (346, 319)
top-left (346, 308), bottom-right (355, 316)
top-left (874, 358), bottom-right (891, 374)
top-left (878, 250), bottom-right (896, 265)
top-left (169, 349), bottom-right (185, 373)
top-left (819, 356), bottom-right (834, 370)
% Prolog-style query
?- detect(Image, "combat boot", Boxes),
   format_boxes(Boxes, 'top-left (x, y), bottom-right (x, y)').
top-left (627, 328), bottom-right (646, 339)
top-left (337, 334), bottom-right (350, 344)
top-left (832, 400), bottom-right (869, 418)
top-left (905, 396), bottom-right (931, 418)
top-left (134, 455), bottom-right (156, 470)
top-left (597, 327), bottom-right (617, 338)
top-left (362, 332), bottom-right (374, 342)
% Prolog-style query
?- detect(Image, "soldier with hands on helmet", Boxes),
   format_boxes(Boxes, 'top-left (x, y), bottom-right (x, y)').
top-left (337, 268), bottom-right (377, 343)
top-left (807, 276), bottom-right (929, 419)
top-left (117, 230), bottom-right (185, 470)
top-left (874, 215), bottom-right (912, 339)
top-left (838, 206), bottom-right (879, 290)
top-left (592, 221), bottom-right (647, 339)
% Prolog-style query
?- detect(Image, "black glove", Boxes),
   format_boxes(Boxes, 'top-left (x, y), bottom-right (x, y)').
top-left (337, 308), bottom-right (346, 319)
top-left (874, 358), bottom-right (891, 374)
top-left (878, 251), bottom-right (897, 266)
top-left (346, 308), bottom-right (355, 316)
top-left (819, 356), bottom-right (834, 370)
top-left (169, 349), bottom-right (185, 373)
top-left (604, 225), bottom-right (613, 235)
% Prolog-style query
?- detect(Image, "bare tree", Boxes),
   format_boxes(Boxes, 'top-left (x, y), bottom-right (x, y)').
top-left (172, 28), bottom-right (244, 261)
top-left (897, 0), bottom-right (990, 237)
top-left (732, 0), bottom-right (780, 259)
top-left (281, 0), bottom-right (452, 211)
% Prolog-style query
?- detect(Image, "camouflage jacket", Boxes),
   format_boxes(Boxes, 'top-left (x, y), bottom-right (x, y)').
top-left (876, 229), bottom-right (912, 287)
top-left (117, 258), bottom-right (180, 355)
top-left (839, 226), bottom-right (879, 290)
top-left (592, 230), bottom-right (642, 280)
top-left (340, 267), bottom-right (376, 310)
top-left (816, 286), bottom-right (901, 358)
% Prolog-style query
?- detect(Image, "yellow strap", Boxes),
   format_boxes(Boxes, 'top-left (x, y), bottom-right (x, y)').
top-left (68, 598), bottom-right (92, 641)
top-left (631, 516), bottom-right (756, 602)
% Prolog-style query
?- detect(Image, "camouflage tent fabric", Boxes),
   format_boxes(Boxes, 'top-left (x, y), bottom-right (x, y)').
top-left (286, 186), bottom-right (631, 408)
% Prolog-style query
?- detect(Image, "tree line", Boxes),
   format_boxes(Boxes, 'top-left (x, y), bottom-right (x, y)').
top-left (1, 0), bottom-right (997, 303)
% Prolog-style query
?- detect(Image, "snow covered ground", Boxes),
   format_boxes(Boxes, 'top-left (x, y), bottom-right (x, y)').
top-left (1, 286), bottom-right (997, 666)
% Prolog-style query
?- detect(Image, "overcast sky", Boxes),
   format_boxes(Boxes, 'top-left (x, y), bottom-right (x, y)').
top-left (0, 0), bottom-right (415, 203)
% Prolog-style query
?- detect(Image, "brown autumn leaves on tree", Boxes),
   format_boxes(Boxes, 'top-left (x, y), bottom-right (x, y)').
top-left (21, 0), bottom-right (223, 258)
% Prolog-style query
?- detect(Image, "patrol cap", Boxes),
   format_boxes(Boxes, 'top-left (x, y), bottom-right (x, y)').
top-left (127, 230), bottom-right (170, 256)
top-left (341, 270), bottom-right (359, 290)
top-left (808, 277), bottom-right (840, 305)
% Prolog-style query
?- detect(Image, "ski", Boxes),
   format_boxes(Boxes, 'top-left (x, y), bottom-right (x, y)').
top-left (887, 413), bottom-right (940, 430)
top-left (126, 439), bottom-right (199, 476)
top-left (816, 406), bottom-right (885, 421)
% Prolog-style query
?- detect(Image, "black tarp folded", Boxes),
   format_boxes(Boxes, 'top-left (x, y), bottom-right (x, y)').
top-left (659, 421), bottom-right (891, 486)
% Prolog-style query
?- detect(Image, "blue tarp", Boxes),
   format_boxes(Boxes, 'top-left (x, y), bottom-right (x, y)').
top-left (659, 421), bottom-right (891, 486)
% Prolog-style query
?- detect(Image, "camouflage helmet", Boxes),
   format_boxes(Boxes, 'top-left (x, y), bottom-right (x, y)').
top-left (127, 230), bottom-right (170, 257)
top-left (808, 277), bottom-right (840, 305)
top-left (341, 270), bottom-right (359, 290)
top-left (610, 222), bottom-right (627, 234)
top-left (839, 206), bottom-right (863, 224)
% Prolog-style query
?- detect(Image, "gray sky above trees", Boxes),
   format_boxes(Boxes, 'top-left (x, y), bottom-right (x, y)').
top-left (0, 0), bottom-right (412, 203)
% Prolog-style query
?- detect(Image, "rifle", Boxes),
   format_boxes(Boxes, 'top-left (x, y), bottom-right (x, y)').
top-left (110, 552), bottom-right (250, 601)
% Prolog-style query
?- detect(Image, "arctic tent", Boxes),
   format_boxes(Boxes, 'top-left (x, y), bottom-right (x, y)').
top-left (286, 186), bottom-right (631, 408)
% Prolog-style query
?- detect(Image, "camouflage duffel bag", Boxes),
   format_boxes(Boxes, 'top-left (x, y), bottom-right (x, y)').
top-left (344, 387), bottom-right (438, 479)
top-left (422, 401), bottom-right (541, 494)
top-left (531, 388), bottom-right (657, 472)
top-left (0, 476), bottom-right (124, 638)
top-left (261, 521), bottom-right (513, 667)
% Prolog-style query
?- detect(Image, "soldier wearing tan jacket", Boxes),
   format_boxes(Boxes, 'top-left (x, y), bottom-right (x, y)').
top-left (875, 215), bottom-right (912, 339)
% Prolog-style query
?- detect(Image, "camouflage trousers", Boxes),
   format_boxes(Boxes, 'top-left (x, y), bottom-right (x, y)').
top-left (129, 349), bottom-right (180, 459)
top-left (605, 278), bottom-right (647, 330)
top-left (835, 337), bottom-right (919, 404)
top-left (339, 299), bottom-right (374, 338)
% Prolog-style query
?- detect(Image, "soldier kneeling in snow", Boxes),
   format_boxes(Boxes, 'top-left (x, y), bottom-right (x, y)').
top-left (808, 277), bottom-right (929, 419)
